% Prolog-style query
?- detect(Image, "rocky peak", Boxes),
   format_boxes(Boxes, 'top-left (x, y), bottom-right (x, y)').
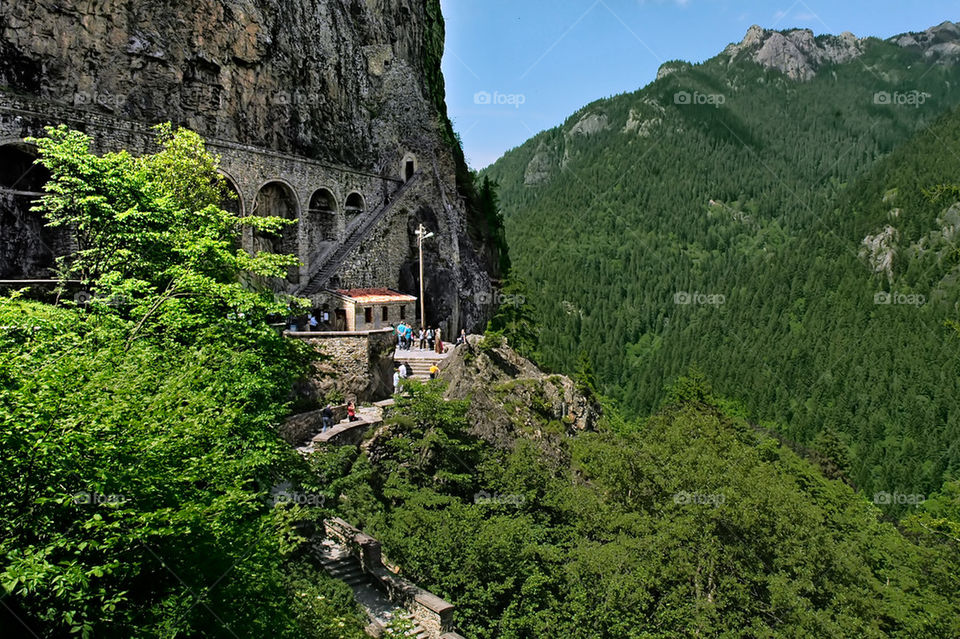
top-left (724, 25), bottom-right (864, 81)
top-left (655, 60), bottom-right (691, 80)
top-left (890, 21), bottom-right (960, 64)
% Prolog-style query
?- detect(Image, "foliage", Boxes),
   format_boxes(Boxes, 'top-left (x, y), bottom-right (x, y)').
top-left (482, 37), bottom-right (960, 514)
top-left (485, 276), bottom-right (540, 363)
top-left (0, 125), bottom-right (364, 637)
top-left (313, 378), bottom-right (960, 638)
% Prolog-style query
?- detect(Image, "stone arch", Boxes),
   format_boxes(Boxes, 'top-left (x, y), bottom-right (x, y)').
top-left (400, 153), bottom-right (417, 182)
top-left (308, 187), bottom-right (339, 242)
top-left (345, 191), bottom-right (365, 218)
top-left (0, 141), bottom-right (66, 279)
top-left (252, 180), bottom-right (300, 287)
top-left (217, 170), bottom-right (244, 217)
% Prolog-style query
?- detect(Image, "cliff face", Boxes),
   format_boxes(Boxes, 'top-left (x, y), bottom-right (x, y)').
top-left (0, 0), bottom-right (444, 169)
top-left (722, 22), bottom-right (960, 81)
top-left (1, 0), bottom-right (496, 331)
top-left (723, 25), bottom-right (864, 81)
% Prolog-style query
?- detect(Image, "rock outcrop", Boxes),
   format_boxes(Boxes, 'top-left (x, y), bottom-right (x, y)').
top-left (891, 21), bottom-right (960, 64)
top-left (0, 0), bottom-right (443, 168)
top-left (860, 225), bottom-right (898, 283)
top-left (439, 336), bottom-right (601, 452)
top-left (724, 25), bottom-right (864, 80)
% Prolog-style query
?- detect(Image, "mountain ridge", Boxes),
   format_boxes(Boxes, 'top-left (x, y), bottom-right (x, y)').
top-left (482, 18), bottom-right (960, 511)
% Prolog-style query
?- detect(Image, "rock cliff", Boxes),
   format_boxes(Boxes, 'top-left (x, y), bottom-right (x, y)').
top-left (723, 21), bottom-right (960, 81)
top-left (0, 0), bottom-right (499, 332)
top-left (723, 25), bottom-right (864, 81)
top-left (1, 0), bottom-right (442, 168)
top-left (439, 336), bottom-right (602, 453)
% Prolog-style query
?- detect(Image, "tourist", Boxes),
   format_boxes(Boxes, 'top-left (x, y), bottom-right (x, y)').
top-left (403, 322), bottom-right (413, 349)
top-left (347, 401), bottom-right (358, 422)
top-left (434, 327), bottom-right (443, 354)
top-left (418, 327), bottom-right (426, 350)
top-left (393, 368), bottom-right (400, 393)
top-left (429, 363), bottom-right (439, 379)
top-left (321, 404), bottom-right (333, 432)
top-left (426, 326), bottom-right (435, 351)
top-left (395, 322), bottom-right (404, 349)
top-left (456, 329), bottom-right (467, 346)
top-left (399, 362), bottom-right (410, 378)
top-left (308, 312), bottom-right (319, 330)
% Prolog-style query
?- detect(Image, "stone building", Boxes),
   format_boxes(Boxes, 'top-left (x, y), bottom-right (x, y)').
top-left (324, 288), bottom-right (416, 332)
top-left (0, 0), bottom-right (495, 333)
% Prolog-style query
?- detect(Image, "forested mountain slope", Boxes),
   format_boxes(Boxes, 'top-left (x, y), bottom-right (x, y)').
top-left (483, 23), bottom-right (960, 510)
top-left (315, 344), bottom-right (960, 638)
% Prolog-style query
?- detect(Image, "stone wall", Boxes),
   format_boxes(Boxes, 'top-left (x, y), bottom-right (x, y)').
top-left (289, 328), bottom-right (396, 405)
top-left (278, 404), bottom-right (348, 446)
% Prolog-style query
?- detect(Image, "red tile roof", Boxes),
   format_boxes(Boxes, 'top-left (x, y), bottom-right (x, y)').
top-left (333, 288), bottom-right (417, 303)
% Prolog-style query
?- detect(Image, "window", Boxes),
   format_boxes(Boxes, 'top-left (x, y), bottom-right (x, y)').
top-left (382, 306), bottom-right (389, 322)
top-left (399, 305), bottom-right (406, 320)
top-left (364, 307), bottom-right (372, 324)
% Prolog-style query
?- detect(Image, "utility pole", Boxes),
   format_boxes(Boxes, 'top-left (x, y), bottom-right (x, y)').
top-left (415, 224), bottom-right (434, 328)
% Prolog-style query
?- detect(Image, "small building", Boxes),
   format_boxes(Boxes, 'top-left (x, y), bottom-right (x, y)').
top-left (326, 288), bottom-right (417, 331)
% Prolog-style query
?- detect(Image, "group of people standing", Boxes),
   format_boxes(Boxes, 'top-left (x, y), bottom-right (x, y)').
top-left (395, 321), bottom-right (446, 354)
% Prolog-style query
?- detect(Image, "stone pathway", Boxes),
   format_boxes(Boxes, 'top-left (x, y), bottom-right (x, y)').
top-left (314, 538), bottom-right (429, 638)
top-left (296, 404), bottom-right (385, 455)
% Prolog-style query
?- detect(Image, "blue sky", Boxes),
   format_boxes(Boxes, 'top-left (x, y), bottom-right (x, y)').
top-left (440, 0), bottom-right (960, 168)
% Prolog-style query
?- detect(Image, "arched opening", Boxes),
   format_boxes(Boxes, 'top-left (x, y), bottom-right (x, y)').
top-left (0, 143), bottom-right (65, 279)
top-left (218, 175), bottom-right (243, 250)
top-left (252, 181), bottom-right (300, 287)
top-left (308, 188), bottom-right (338, 242)
top-left (345, 192), bottom-right (364, 218)
top-left (219, 174), bottom-right (244, 217)
top-left (400, 153), bottom-right (417, 182)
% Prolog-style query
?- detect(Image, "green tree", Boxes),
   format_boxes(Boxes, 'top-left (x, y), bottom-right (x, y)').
top-left (29, 124), bottom-right (304, 343)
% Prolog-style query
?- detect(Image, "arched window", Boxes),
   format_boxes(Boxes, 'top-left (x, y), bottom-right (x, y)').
top-left (309, 188), bottom-right (338, 242)
top-left (252, 181), bottom-right (300, 286)
top-left (345, 192), bottom-right (364, 216)
top-left (219, 173), bottom-right (244, 217)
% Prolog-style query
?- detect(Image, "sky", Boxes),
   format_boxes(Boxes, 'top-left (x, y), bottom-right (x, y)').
top-left (439, 0), bottom-right (960, 169)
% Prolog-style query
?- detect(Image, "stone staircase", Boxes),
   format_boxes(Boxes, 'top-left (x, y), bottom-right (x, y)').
top-left (314, 538), bottom-right (430, 638)
top-left (394, 348), bottom-right (449, 382)
top-left (299, 172), bottom-right (422, 296)
top-left (396, 358), bottom-right (435, 381)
